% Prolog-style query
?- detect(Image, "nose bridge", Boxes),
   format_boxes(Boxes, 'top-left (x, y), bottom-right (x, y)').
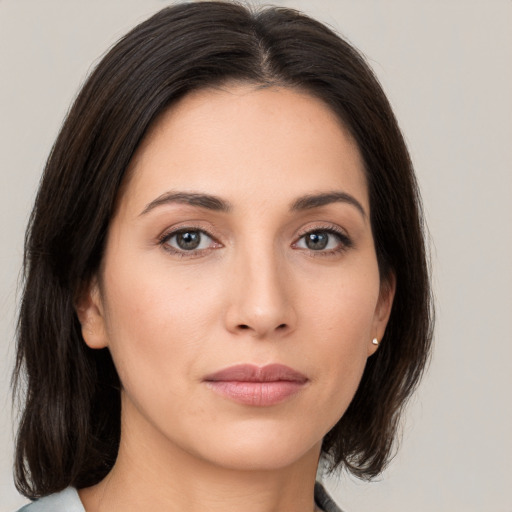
top-left (226, 235), bottom-right (295, 337)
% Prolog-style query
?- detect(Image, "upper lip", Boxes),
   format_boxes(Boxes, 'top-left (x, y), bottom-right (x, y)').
top-left (204, 364), bottom-right (308, 383)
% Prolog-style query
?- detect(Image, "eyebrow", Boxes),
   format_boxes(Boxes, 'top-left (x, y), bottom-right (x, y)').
top-left (291, 192), bottom-right (367, 219)
top-left (140, 191), bottom-right (232, 216)
top-left (140, 190), bottom-right (366, 219)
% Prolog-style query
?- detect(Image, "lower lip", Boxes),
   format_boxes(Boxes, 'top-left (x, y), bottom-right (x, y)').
top-left (205, 381), bottom-right (306, 406)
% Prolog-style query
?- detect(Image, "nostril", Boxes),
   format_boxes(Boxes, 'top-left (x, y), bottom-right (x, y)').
top-left (237, 323), bottom-right (287, 332)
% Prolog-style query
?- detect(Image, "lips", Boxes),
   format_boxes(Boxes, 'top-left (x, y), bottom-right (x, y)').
top-left (203, 364), bottom-right (308, 406)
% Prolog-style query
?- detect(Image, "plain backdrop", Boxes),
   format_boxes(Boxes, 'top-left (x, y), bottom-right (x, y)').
top-left (1, 1), bottom-right (511, 511)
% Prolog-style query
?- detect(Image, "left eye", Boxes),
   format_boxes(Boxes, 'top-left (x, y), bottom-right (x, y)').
top-left (295, 230), bottom-right (343, 251)
top-left (163, 229), bottom-right (214, 251)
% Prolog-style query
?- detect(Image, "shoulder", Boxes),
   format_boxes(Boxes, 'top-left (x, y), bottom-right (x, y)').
top-left (16, 488), bottom-right (85, 512)
top-left (314, 481), bottom-right (345, 512)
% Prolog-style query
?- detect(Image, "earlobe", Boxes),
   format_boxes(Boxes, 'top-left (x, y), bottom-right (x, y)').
top-left (368, 273), bottom-right (396, 356)
top-left (75, 278), bottom-right (109, 349)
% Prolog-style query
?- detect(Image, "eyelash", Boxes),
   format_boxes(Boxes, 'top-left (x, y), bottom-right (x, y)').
top-left (158, 225), bottom-right (220, 258)
top-left (294, 224), bottom-right (353, 257)
top-left (158, 224), bottom-right (353, 257)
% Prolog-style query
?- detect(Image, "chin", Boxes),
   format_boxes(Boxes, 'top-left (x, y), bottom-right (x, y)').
top-left (187, 424), bottom-right (322, 472)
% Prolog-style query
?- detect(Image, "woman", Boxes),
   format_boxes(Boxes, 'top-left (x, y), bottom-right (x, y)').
top-left (13, 2), bottom-right (433, 511)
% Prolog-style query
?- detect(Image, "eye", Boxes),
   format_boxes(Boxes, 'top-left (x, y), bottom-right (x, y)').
top-left (294, 228), bottom-right (351, 253)
top-left (160, 228), bottom-right (218, 253)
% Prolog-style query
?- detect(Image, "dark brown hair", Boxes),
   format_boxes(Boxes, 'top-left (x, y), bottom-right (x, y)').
top-left (13, 1), bottom-right (433, 498)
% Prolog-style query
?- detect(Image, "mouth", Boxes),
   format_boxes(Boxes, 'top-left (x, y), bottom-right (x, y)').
top-left (203, 364), bottom-right (308, 406)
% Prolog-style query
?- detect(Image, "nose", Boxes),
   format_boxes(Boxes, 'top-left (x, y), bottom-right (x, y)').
top-left (224, 244), bottom-right (297, 339)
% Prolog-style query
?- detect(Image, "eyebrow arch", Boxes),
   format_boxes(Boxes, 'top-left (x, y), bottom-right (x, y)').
top-left (140, 191), bottom-right (232, 216)
top-left (290, 191), bottom-right (367, 219)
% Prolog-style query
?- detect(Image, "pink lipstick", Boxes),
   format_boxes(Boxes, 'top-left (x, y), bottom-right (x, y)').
top-left (203, 364), bottom-right (308, 406)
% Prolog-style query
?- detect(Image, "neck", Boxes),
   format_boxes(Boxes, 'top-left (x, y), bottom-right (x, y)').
top-left (79, 397), bottom-right (322, 512)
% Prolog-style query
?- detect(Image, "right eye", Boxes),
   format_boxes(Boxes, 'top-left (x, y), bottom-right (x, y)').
top-left (160, 228), bottom-right (219, 254)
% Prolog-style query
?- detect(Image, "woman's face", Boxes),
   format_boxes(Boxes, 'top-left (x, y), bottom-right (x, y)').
top-left (79, 84), bottom-right (394, 472)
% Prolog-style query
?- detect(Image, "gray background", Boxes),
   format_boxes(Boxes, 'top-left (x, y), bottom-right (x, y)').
top-left (1, 1), bottom-right (511, 510)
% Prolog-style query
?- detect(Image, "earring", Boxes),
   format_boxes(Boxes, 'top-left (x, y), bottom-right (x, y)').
top-left (372, 338), bottom-right (379, 346)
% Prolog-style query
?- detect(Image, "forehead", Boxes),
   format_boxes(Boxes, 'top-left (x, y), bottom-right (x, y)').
top-left (122, 84), bottom-right (368, 214)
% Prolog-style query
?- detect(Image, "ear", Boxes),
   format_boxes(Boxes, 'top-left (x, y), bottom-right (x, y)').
top-left (368, 272), bottom-right (396, 356)
top-left (75, 277), bottom-right (109, 349)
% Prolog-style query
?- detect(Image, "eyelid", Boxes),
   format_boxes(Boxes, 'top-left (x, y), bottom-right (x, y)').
top-left (293, 223), bottom-right (353, 253)
top-left (156, 222), bottom-right (352, 257)
top-left (158, 225), bottom-right (222, 256)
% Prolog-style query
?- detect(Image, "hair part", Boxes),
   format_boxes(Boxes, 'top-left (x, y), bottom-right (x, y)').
top-left (13, 1), bottom-right (433, 498)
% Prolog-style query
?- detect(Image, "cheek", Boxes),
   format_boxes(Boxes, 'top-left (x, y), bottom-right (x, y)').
top-left (298, 266), bottom-right (380, 424)
top-left (100, 258), bottom-right (223, 394)
top-left (301, 261), bottom-right (380, 345)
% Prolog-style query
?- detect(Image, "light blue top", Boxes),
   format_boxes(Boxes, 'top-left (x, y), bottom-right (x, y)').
top-left (17, 481), bottom-right (343, 512)
top-left (17, 487), bottom-right (84, 512)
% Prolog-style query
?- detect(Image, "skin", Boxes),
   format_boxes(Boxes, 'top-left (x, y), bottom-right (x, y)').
top-left (77, 84), bottom-right (394, 512)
